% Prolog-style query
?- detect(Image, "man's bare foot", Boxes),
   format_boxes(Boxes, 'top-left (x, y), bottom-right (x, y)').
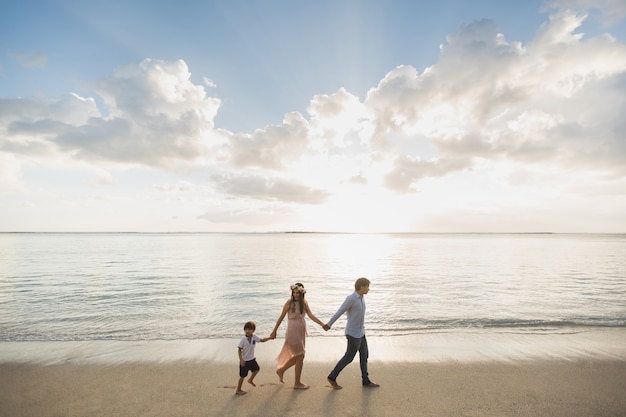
top-left (248, 378), bottom-right (256, 387)
top-left (276, 369), bottom-right (284, 383)
top-left (327, 377), bottom-right (342, 390)
top-left (293, 383), bottom-right (310, 390)
top-left (363, 382), bottom-right (380, 387)
top-left (236, 390), bottom-right (247, 395)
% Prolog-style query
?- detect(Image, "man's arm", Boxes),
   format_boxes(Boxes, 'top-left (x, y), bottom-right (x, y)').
top-left (326, 294), bottom-right (354, 328)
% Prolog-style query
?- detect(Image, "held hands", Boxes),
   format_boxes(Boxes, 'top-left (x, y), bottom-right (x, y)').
top-left (322, 324), bottom-right (330, 331)
top-left (270, 330), bottom-right (277, 340)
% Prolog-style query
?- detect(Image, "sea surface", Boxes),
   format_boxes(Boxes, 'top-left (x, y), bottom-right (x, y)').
top-left (1, 232), bottom-right (625, 363)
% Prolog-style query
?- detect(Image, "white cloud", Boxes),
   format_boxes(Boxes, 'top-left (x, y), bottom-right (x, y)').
top-left (211, 8), bottom-right (626, 208)
top-left (213, 173), bottom-right (330, 204)
top-left (54, 93), bottom-right (101, 125)
top-left (1, 6), bottom-right (625, 232)
top-left (203, 77), bottom-right (217, 88)
top-left (3, 9), bottom-right (622, 198)
top-left (545, 0), bottom-right (626, 25)
top-left (0, 94), bottom-right (100, 128)
top-left (363, 10), bottom-right (626, 192)
top-left (0, 59), bottom-right (222, 169)
top-left (152, 181), bottom-right (197, 193)
top-left (97, 59), bottom-right (218, 120)
top-left (226, 112), bottom-right (310, 170)
top-left (307, 87), bottom-right (374, 150)
top-left (383, 156), bottom-right (472, 193)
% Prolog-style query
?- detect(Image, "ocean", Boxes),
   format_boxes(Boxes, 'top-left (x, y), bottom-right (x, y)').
top-left (1, 232), bottom-right (625, 364)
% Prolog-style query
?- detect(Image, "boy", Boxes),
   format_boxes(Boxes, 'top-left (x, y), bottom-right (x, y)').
top-left (236, 321), bottom-right (270, 395)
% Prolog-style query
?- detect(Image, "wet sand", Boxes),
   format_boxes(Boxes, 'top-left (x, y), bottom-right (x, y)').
top-left (2, 330), bottom-right (625, 416)
top-left (2, 359), bottom-right (625, 417)
top-left (2, 329), bottom-right (625, 365)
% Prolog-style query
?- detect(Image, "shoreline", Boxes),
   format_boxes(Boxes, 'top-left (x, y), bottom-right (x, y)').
top-left (2, 328), bottom-right (625, 365)
top-left (2, 359), bottom-right (625, 416)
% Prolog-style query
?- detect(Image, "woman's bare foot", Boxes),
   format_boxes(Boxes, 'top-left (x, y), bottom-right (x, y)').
top-left (276, 369), bottom-right (284, 383)
top-left (236, 390), bottom-right (247, 395)
top-left (293, 383), bottom-right (310, 390)
top-left (248, 378), bottom-right (256, 387)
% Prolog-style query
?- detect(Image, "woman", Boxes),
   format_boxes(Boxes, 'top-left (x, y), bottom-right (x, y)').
top-left (270, 282), bottom-right (326, 390)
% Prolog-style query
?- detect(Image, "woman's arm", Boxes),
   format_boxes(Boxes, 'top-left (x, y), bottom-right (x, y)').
top-left (304, 300), bottom-right (326, 328)
top-left (270, 300), bottom-right (290, 339)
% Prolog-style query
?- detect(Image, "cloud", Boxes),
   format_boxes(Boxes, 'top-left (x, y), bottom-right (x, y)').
top-left (151, 180), bottom-right (215, 195)
top-left (203, 77), bottom-right (217, 88)
top-left (198, 204), bottom-right (296, 227)
top-left (384, 156), bottom-right (472, 193)
top-left (1, 5), bottom-right (625, 223)
top-left (307, 87), bottom-right (374, 151)
top-left (213, 173), bottom-right (330, 204)
top-left (152, 181), bottom-right (197, 193)
top-left (0, 94), bottom-right (100, 127)
top-left (0, 59), bottom-right (222, 169)
top-left (215, 8), bottom-right (626, 196)
top-left (544, 0), bottom-right (626, 24)
top-left (226, 112), bottom-right (310, 170)
top-left (363, 9), bottom-right (626, 192)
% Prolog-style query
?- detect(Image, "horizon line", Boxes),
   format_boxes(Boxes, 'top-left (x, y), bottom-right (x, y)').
top-left (1, 231), bottom-right (625, 235)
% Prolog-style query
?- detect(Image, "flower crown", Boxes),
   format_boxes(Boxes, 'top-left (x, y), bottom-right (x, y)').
top-left (290, 283), bottom-right (306, 294)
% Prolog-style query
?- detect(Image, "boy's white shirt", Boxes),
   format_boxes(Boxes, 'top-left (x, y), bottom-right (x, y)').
top-left (238, 334), bottom-right (261, 361)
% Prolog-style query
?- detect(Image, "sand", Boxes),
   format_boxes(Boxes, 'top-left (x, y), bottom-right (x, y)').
top-left (2, 359), bottom-right (625, 417)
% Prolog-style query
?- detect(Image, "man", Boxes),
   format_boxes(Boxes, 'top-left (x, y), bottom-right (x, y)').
top-left (324, 277), bottom-right (379, 389)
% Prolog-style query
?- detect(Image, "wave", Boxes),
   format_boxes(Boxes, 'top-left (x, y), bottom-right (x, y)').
top-left (365, 317), bottom-right (626, 337)
top-left (3, 318), bottom-right (625, 342)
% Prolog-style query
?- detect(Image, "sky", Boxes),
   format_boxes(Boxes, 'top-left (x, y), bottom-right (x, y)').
top-left (1, 0), bottom-right (626, 233)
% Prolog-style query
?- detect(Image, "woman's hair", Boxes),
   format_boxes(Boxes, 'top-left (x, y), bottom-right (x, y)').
top-left (290, 282), bottom-right (306, 314)
top-left (355, 277), bottom-right (370, 291)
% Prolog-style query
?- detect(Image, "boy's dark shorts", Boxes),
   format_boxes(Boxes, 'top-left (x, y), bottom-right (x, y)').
top-left (239, 359), bottom-right (260, 377)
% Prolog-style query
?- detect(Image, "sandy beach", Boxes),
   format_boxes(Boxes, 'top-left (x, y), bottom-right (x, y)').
top-left (2, 359), bottom-right (625, 417)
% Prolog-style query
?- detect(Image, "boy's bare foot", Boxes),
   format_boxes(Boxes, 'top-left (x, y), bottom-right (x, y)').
top-left (293, 383), bottom-right (310, 390)
top-left (327, 377), bottom-right (342, 390)
top-left (276, 369), bottom-right (284, 383)
top-left (236, 390), bottom-right (247, 395)
top-left (248, 378), bottom-right (256, 387)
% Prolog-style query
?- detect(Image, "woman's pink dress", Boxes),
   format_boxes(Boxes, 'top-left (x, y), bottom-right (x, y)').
top-left (276, 304), bottom-right (307, 369)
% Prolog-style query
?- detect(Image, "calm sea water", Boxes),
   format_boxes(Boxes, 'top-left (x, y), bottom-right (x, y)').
top-left (0, 233), bottom-right (624, 343)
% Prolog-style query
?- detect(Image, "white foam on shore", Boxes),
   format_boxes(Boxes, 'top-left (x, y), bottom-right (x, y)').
top-left (1, 329), bottom-right (625, 365)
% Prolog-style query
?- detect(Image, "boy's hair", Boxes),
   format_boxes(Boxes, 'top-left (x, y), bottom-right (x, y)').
top-left (354, 277), bottom-right (371, 291)
top-left (243, 321), bottom-right (256, 331)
